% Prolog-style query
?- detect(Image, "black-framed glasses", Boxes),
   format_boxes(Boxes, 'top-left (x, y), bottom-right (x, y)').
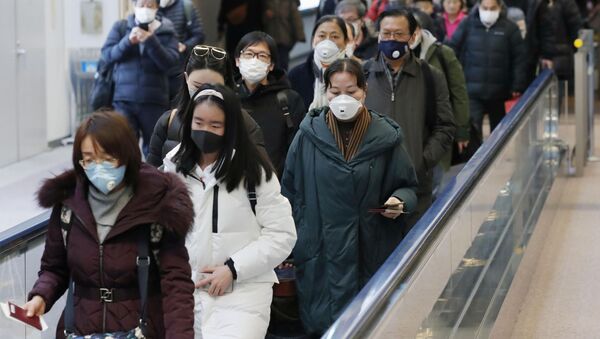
top-left (240, 50), bottom-right (271, 63)
top-left (192, 45), bottom-right (227, 60)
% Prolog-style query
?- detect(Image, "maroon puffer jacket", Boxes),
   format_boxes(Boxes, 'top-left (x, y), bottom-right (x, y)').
top-left (28, 164), bottom-right (195, 338)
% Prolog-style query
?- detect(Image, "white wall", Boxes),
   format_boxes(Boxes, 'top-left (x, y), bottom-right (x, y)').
top-left (64, 0), bottom-right (122, 49)
top-left (45, 0), bottom-right (69, 142)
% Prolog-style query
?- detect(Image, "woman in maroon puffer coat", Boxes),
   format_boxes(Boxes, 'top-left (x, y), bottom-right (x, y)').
top-left (23, 111), bottom-right (195, 338)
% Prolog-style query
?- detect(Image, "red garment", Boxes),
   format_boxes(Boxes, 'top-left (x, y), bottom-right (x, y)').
top-left (366, 0), bottom-right (389, 22)
top-left (29, 164), bottom-right (195, 338)
top-left (444, 11), bottom-right (466, 40)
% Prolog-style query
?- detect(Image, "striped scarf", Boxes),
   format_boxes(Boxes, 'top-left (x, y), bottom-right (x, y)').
top-left (326, 107), bottom-right (371, 161)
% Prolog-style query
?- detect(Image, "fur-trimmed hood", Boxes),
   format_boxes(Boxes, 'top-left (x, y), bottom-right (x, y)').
top-left (37, 163), bottom-right (194, 237)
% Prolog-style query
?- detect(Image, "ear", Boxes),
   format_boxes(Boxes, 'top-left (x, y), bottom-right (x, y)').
top-left (184, 72), bottom-right (189, 82)
top-left (269, 63), bottom-right (275, 72)
top-left (235, 58), bottom-right (240, 68)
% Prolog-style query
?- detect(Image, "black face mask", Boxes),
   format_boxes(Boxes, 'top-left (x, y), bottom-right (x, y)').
top-left (191, 130), bottom-right (224, 154)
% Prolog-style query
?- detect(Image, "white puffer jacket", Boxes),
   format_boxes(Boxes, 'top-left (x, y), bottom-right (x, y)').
top-left (163, 145), bottom-right (297, 284)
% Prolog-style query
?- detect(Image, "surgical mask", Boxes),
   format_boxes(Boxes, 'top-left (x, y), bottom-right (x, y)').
top-left (379, 40), bottom-right (409, 60)
top-left (345, 43), bottom-right (356, 58)
top-left (479, 8), bottom-right (500, 28)
top-left (314, 39), bottom-right (343, 66)
top-left (239, 58), bottom-right (270, 84)
top-left (329, 94), bottom-right (362, 121)
top-left (191, 130), bottom-right (224, 154)
top-left (135, 7), bottom-right (157, 24)
top-left (85, 162), bottom-right (126, 195)
top-left (409, 31), bottom-right (422, 50)
top-left (160, 0), bottom-right (175, 8)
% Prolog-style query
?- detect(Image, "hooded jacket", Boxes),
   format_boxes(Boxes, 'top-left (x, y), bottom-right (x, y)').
top-left (281, 108), bottom-right (418, 334)
top-left (236, 69), bottom-right (306, 176)
top-left (101, 14), bottom-right (179, 106)
top-left (28, 164), bottom-right (195, 338)
top-left (415, 29), bottom-right (470, 169)
top-left (446, 8), bottom-right (529, 100)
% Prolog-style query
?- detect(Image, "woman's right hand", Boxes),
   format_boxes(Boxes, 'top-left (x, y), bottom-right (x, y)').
top-left (22, 296), bottom-right (46, 317)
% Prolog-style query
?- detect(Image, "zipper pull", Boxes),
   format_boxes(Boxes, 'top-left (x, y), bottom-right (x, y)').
top-left (391, 92), bottom-right (395, 102)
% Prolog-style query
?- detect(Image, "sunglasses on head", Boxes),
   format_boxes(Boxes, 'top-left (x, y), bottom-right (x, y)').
top-left (192, 45), bottom-right (227, 60)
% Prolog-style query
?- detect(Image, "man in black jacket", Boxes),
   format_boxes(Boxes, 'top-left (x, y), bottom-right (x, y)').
top-left (447, 0), bottom-right (528, 140)
top-left (364, 9), bottom-right (456, 230)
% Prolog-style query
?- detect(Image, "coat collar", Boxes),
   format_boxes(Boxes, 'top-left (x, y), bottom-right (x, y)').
top-left (371, 52), bottom-right (420, 78)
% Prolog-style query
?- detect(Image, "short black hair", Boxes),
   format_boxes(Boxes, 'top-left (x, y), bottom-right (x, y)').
top-left (234, 31), bottom-right (279, 66)
top-left (311, 15), bottom-right (349, 42)
top-left (377, 8), bottom-right (419, 35)
top-left (173, 84), bottom-right (274, 192)
top-left (324, 58), bottom-right (367, 91)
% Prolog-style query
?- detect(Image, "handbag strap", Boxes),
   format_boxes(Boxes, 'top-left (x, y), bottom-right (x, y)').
top-left (64, 225), bottom-right (152, 335)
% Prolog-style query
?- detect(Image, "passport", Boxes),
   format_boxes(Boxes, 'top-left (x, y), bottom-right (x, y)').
top-left (1, 301), bottom-right (47, 331)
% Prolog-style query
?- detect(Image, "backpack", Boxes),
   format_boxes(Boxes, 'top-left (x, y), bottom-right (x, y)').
top-left (90, 20), bottom-right (128, 111)
top-left (276, 90), bottom-right (297, 147)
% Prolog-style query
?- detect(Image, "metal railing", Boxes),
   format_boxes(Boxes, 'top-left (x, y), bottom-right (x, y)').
top-left (324, 70), bottom-right (562, 338)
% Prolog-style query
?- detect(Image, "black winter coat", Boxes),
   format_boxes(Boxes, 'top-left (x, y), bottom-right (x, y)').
top-left (549, 0), bottom-right (583, 79)
top-left (447, 10), bottom-right (529, 100)
top-left (288, 52), bottom-right (317, 109)
top-left (235, 70), bottom-right (306, 176)
top-left (101, 15), bottom-right (179, 106)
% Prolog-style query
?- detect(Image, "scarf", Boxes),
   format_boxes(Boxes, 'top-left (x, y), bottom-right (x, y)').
top-left (326, 107), bottom-right (371, 161)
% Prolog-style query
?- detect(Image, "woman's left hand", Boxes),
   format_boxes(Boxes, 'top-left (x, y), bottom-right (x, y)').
top-left (381, 196), bottom-right (404, 219)
top-left (201, 265), bottom-right (233, 296)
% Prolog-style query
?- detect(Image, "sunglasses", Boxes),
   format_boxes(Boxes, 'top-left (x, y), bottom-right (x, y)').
top-left (192, 45), bottom-right (227, 60)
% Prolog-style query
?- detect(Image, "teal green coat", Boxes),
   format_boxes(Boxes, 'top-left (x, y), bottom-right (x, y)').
top-left (281, 108), bottom-right (418, 334)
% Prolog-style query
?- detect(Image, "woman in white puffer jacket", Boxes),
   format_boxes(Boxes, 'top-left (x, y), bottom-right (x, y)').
top-left (162, 84), bottom-right (297, 339)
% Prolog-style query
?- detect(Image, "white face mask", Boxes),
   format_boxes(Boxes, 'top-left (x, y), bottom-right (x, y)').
top-left (135, 7), bottom-right (158, 24)
top-left (160, 0), bottom-right (175, 8)
top-left (479, 8), bottom-right (500, 28)
top-left (409, 31), bottom-right (422, 50)
top-left (329, 94), bottom-right (362, 121)
top-left (239, 58), bottom-right (270, 84)
top-left (314, 39), bottom-right (343, 66)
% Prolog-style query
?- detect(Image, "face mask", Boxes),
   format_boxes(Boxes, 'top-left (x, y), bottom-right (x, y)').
top-left (409, 31), bottom-right (422, 50)
top-left (329, 94), bottom-right (362, 121)
top-left (160, 0), bottom-right (175, 8)
top-left (135, 7), bottom-right (157, 24)
top-left (191, 130), bottom-right (224, 154)
top-left (479, 8), bottom-right (500, 28)
top-left (314, 39), bottom-right (343, 65)
top-left (239, 58), bottom-right (270, 84)
top-left (345, 43), bottom-right (356, 58)
top-left (85, 162), bottom-right (126, 195)
top-left (379, 40), bottom-right (409, 60)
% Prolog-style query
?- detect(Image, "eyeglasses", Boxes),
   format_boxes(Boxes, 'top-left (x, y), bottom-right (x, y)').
top-left (79, 157), bottom-right (119, 170)
top-left (192, 45), bottom-right (227, 60)
top-left (240, 50), bottom-right (271, 63)
top-left (379, 31), bottom-right (411, 40)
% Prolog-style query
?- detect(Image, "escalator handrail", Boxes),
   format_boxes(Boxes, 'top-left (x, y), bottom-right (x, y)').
top-left (0, 210), bottom-right (51, 256)
top-left (323, 70), bottom-right (555, 339)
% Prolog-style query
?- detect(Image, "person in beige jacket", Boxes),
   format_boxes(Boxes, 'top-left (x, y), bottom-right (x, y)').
top-left (263, 0), bottom-right (306, 70)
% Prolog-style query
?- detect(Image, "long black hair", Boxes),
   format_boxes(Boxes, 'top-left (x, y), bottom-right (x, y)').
top-left (173, 45), bottom-right (236, 120)
top-left (173, 84), bottom-right (274, 192)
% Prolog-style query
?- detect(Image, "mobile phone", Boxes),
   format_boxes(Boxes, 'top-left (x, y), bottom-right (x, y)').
top-left (368, 202), bottom-right (406, 214)
top-left (0, 302), bottom-right (48, 331)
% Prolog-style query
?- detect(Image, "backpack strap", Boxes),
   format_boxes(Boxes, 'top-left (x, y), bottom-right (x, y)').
top-left (276, 91), bottom-right (295, 146)
top-left (247, 181), bottom-right (257, 215)
top-left (420, 60), bottom-right (436, 129)
top-left (136, 225), bottom-right (151, 333)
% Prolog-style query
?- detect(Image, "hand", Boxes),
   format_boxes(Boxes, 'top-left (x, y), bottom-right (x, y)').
top-left (178, 42), bottom-right (187, 53)
top-left (381, 196), bottom-right (404, 219)
top-left (540, 58), bottom-right (554, 69)
top-left (457, 140), bottom-right (469, 153)
top-left (22, 296), bottom-right (46, 317)
top-left (511, 92), bottom-right (521, 99)
top-left (197, 265), bottom-right (233, 296)
top-left (277, 261), bottom-right (294, 270)
top-left (265, 9), bottom-right (275, 19)
top-left (136, 28), bottom-right (152, 43)
top-left (129, 29), bottom-right (141, 45)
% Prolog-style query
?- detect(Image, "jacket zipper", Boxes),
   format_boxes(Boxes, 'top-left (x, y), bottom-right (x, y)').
top-left (99, 244), bottom-right (107, 331)
top-left (71, 211), bottom-right (107, 332)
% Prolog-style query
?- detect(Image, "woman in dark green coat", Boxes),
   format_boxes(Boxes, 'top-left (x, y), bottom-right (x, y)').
top-left (281, 59), bottom-right (418, 336)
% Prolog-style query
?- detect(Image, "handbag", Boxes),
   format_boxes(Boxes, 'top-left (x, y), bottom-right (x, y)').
top-left (63, 227), bottom-right (151, 339)
top-left (90, 20), bottom-right (127, 111)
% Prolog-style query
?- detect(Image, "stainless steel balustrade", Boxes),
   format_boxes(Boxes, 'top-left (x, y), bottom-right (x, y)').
top-left (324, 70), bottom-right (562, 339)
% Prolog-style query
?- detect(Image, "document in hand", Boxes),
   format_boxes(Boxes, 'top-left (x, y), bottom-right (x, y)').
top-left (0, 301), bottom-right (48, 331)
